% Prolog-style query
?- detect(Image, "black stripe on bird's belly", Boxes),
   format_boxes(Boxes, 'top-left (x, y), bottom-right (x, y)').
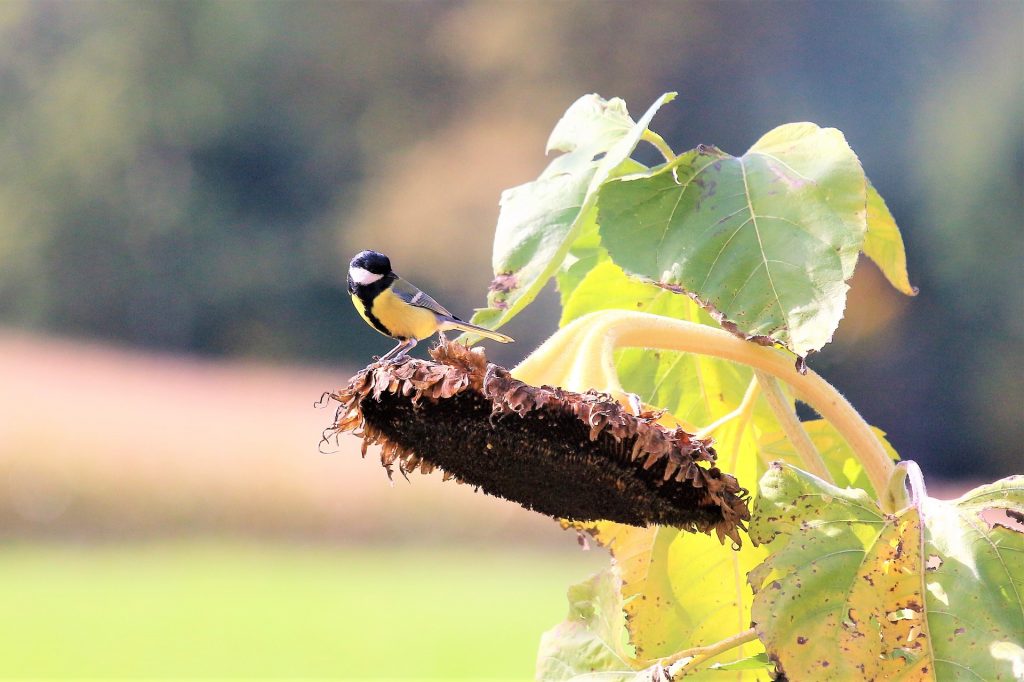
top-left (354, 274), bottom-right (398, 338)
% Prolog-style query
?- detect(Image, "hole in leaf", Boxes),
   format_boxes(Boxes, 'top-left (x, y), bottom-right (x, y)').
top-left (980, 508), bottom-right (1024, 532)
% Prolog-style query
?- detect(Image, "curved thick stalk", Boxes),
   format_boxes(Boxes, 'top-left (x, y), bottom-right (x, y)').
top-left (642, 129), bottom-right (676, 162)
top-left (754, 370), bottom-right (833, 484)
top-left (513, 310), bottom-right (893, 502)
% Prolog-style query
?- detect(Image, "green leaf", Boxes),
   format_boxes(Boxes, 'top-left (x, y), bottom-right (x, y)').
top-left (864, 180), bottom-right (918, 296)
top-left (920, 478), bottom-right (1024, 681)
top-left (536, 567), bottom-right (639, 681)
top-left (598, 123), bottom-right (868, 357)
top-left (757, 419), bottom-right (900, 499)
top-left (749, 463), bottom-right (1024, 681)
top-left (470, 92), bottom-right (675, 333)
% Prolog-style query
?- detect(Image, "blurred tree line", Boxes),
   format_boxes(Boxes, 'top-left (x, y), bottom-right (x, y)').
top-left (0, 1), bottom-right (1019, 476)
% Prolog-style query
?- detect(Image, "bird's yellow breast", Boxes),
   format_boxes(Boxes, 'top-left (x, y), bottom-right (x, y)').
top-left (355, 290), bottom-right (440, 341)
top-left (351, 293), bottom-right (382, 332)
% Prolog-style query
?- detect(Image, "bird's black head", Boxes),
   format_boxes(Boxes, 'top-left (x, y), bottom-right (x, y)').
top-left (348, 250), bottom-right (394, 294)
top-left (350, 250), bottom-right (392, 276)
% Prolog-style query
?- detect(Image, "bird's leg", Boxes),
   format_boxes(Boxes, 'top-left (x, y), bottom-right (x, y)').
top-left (379, 338), bottom-right (417, 364)
top-left (437, 330), bottom-right (448, 346)
top-left (379, 339), bottom-right (409, 363)
top-left (397, 338), bottom-right (418, 360)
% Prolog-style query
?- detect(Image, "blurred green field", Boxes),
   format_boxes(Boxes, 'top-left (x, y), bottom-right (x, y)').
top-left (0, 541), bottom-right (606, 680)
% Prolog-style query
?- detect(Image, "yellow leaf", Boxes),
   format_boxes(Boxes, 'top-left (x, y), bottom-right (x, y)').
top-left (864, 181), bottom-right (918, 296)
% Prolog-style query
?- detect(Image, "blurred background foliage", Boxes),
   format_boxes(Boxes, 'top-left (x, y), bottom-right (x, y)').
top-left (0, 1), bottom-right (1019, 677)
top-left (1, 1), bottom-right (1020, 477)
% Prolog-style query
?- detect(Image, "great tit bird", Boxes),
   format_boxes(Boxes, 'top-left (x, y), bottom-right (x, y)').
top-left (348, 250), bottom-right (513, 362)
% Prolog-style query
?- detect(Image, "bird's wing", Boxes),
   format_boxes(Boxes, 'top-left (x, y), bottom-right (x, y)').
top-left (390, 276), bottom-right (456, 319)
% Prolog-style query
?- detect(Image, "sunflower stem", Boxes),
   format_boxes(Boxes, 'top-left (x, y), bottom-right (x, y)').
top-left (754, 370), bottom-right (833, 484)
top-left (659, 627), bottom-right (760, 676)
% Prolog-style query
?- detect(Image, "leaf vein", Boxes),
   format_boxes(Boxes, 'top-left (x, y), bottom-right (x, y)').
top-left (697, 214), bottom-right (753, 293)
top-left (747, 150), bottom-right (814, 184)
top-left (654, 158), bottom-right (721, 274)
top-left (738, 158), bottom-right (786, 341)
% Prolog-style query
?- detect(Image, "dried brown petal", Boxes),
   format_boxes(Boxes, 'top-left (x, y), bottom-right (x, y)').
top-left (322, 341), bottom-right (750, 542)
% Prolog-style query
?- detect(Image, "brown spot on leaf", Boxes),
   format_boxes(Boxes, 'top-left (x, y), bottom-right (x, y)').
top-left (696, 143), bottom-right (724, 157)
top-left (797, 636), bottom-right (808, 645)
top-left (488, 271), bottom-right (518, 295)
top-left (323, 340), bottom-right (750, 544)
top-left (700, 179), bottom-right (717, 201)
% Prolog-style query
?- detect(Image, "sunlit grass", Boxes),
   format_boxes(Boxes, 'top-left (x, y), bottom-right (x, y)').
top-left (0, 541), bottom-right (605, 679)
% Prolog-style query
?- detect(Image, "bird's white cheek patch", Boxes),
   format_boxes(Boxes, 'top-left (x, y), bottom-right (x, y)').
top-left (350, 267), bottom-right (383, 285)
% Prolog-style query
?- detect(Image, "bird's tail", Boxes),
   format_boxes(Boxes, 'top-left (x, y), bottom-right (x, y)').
top-left (439, 318), bottom-right (514, 343)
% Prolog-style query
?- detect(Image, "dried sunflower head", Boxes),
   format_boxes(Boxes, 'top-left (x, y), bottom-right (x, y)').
top-left (324, 341), bottom-right (750, 545)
